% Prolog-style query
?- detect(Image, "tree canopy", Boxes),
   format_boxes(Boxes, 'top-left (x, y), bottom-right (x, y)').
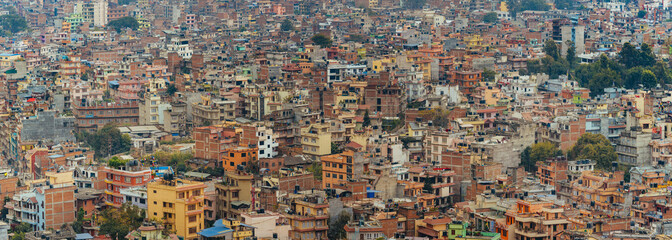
top-left (567, 133), bottom-right (617, 170)
top-left (327, 211), bottom-right (351, 240)
top-left (404, 0), bottom-right (427, 9)
top-left (99, 203), bottom-right (145, 240)
top-left (76, 124), bottom-right (132, 159)
top-left (311, 34), bottom-right (333, 48)
top-left (108, 16), bottom-right (140, 33)
top-left (520, 142), bottom-right (561, 172)
top-left (508, 0), bottom-right (550, 17)
top-left (0, 14), bottom-right (28, 36)
top-left (281, 19), bottom-right (294, 31)
top-left (482, 12), bottom-right (498, 23)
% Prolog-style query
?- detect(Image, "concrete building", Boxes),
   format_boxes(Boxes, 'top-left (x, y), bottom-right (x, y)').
top-left (300, 123), bottom-right (332, 160)
top-left (284, 195), bottom-right (329, 240)
top-left (101, 165), bottom-right (153, 208)
top-left (240, 124), bottom-right (279, 159)
top-left (148, 179), bottom-right (206, 240)
top-left (215, 171), bottom-right (254, 220)
top-left (616, 128), bottom-right (652, 166)
top-left (7, 173), bottom-right (76, 231)
top-left (73, 102), bottom-right (139, 132)
top-left (20, 111), bottom-right (75, 144)
top-left (120, 187), bottom-right (148, 210)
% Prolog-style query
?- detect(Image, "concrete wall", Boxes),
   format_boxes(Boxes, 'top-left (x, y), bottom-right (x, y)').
top-left (21, 111), bottom-right (75, 143)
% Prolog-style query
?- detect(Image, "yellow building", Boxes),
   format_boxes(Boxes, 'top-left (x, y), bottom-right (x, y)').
top-left (221, 219), bottom-right (255, 240)
top-left (301, 123), bottom-right (332, 159)
top-left (0, 53), bottom-right (21, 68)
top-left (285, 196), bottom-right (329, 240)
top-left (148, 179), bottom-right (207, 240)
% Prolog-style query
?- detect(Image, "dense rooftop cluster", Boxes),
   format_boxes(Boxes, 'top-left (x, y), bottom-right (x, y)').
top-left (0, 0), bottom-right (671, 239)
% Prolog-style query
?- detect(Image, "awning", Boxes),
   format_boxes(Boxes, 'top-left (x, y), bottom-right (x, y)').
top-left (198, 226), bottom-right (233, 238)
top-left (75, 233), bottom-right (94, 240)
top-left (184, 171), bottom-right (210, 179)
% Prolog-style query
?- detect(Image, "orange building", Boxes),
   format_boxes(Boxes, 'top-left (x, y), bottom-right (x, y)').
top-left (321, 151), bottom-right (357, 189)
top-left (450, 71), bottom-right (482, 97)
top-left (499, 199), bottom-right (570, 240)
top-left (101, 166), bottom-right (153, 208)
top-left (221, 147), bottom-right (258, 171)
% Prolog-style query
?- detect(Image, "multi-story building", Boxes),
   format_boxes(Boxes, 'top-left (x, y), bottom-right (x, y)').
top-left (535, 157), bottom-right (568, 187)
top-left (300, 123), bottom-right (332, 160)
top-left (567, 171), bottom-right (624, 214)
top-left (73, 102), bottom-right (139, 132)
top-left (193, 126), bottom-right (237, 164)
top-left (148, 178), bottom-right (206, 240)
top-left (192, 96), bottom-right (236, 126)
top-left (74, 0), bottom-right (108, 27)
top-left (215, 171), bottom-right (254, 220)
top-left (536, 114), bottom-right (586, 151)
top-left (138, 91), bottom-right (163, 126)
top-left (240, 124), bottom-right (279, 159)
top-left (221, 146), bottom-right (258, 171)
top-left (567, 159), bottom-right (595, 181)
top-left (285, 195), bottom-right (329, 240)
top-left (120, 187), bottom-right (148, 210)
top-left (450, 71), bottom-right (482, 98)
top-left (101, 165), bottom-right (153, 208)
top-left (163, 101), bottom-right (188, 137)
top-left (321, 151), bottom-right (354, 189)
top-left (615, 128), bottom-right (652, 166)
top-left (500, 199), bottom-right (569, 240)
top-left (7, 172), bottom-right (76, 231)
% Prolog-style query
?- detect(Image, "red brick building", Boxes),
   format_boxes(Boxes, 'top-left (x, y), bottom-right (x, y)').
top-left (192, 126), bottom-right (238, 164)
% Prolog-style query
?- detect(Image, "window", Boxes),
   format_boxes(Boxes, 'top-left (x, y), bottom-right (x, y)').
top-left (242, 153), bottom-right (246, 157)
top-left (230, 162), bottom-right (234, 166)
top-left (189, 216), bottom-right (197, 222)
top-left (232, 192), bottom-right (239, 198)
top-left (230, 153), bottom-right (235, 157)
top-left (189, 227), bottom-right (197, 234)
top-left (125, 177), bottom-right (131, 183)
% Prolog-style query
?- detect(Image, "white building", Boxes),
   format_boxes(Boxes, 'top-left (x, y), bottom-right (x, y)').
top-left (327, 63), bottom-right (366, 82)
top-left (254, 125), bottom-right (279, 159)
top-left (120, 187), bottom-right (148, 210)
top-left (167, 38), bottom-right (193, 59)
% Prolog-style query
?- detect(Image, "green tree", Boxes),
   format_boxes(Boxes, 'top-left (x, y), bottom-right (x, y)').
top-left (280, 19), bottom-right (294, 31)
top-left (166, 83), bottom-right (178, 96)
top-left (566, 41), bottom-right (578, 68)
top-left (331, 142), bottom-right (343, 154)
top-left (72, 208), bottom-right (86, 233)
top-left (108, 156), bottom-right (128, 169)
top-left (637, 10), bottom-right (647, 18)
top-left (307, 161), bottom-right (322, 180)
top-left (76, 124), bottom-right (132, 159)
top-left (509, 0), bottom-right (550, 17)
top-left (99, 203), bottom-right (145, 240)
top-left (311, 34), bottom-right (333, 48)
top-left (404, 0), bottom-right (427, 9)
top-left (520, 142), bottom-right (560, 172)
top-left (363, 110), bottom-right (371, 127)
top-left (0, 14), bottom-right (28, 36)
top-left (567, 133), bottom-right (617, 170)
top-left (482, 69), bottom-right (497, 82)
top-left (328, 211), bottom-right (351, 240)
top-left (543, 39), bottom-right (560, 61)
top-left (423, 176), bottom-right (434, 193)
top-left (619, 42), bottom-right (638, 68)
top-left (482, 12), bottom-right (498, 23)
top-left (108, 16), bottom-right (140, 33)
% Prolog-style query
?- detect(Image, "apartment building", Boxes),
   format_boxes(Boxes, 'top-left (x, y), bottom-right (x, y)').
top-left (501, 199), bottom-right (569, 240)
top-left (285, 195), bottom-right (329, 240)
top-left (101, 165), bottom-right (153, 208)
top-left (148, 178), bottom-right (206, 240)
top-left (73, 102), bottom-right (139, 132)
top-left (215, 171), bottom-right (254, 220)
top-left (300, 123), bottom-right (332, 160)
top-left (240, 124), bottom-right (279, 159)
top-left (221, 146), bottom-right (258, 171)
top-left (193, 126), bottom-right (237, 164)
top-left (7, 173), bottom-right (76, 231)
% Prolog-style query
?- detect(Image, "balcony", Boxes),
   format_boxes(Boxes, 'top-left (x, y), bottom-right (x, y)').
top-left (515, 227), bottom-right (547, 238)
top-left (233, 230), bottom-right (253, 238)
